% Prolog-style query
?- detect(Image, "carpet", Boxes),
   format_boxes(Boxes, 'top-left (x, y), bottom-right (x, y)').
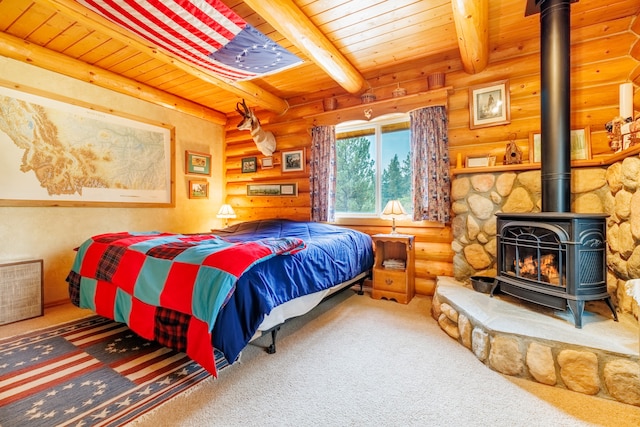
top-left (0, 315), bottom-right (228, 427)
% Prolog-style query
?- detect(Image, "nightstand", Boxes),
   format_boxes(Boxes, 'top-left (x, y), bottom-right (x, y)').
top-left (371, 234), bottom-right (415, 304)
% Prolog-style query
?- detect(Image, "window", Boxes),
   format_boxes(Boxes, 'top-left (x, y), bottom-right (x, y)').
top-left (335, 114), bottom-right (412, 217)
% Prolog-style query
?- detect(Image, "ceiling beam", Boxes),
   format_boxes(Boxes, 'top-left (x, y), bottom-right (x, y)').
top-left (242, 0), bottom-right (367, 94)
top-left (42, 0), bottom-right (289, 114)
top-left (0, 31), bottom-right (227, 125)
top-left (451, 0), bottom-right (489, 74)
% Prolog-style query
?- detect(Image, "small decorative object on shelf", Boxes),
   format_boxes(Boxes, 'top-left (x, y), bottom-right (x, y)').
top-left (428, 72), bottom-right (445, 89)
top-left (322, 97), bottom-right (337, 111)
top-left (361, 90), bottom-right (376, 104)
top-left (503, 133), bottom-right (522, 164)
top-left (392, 83), bottom-right (406, 98)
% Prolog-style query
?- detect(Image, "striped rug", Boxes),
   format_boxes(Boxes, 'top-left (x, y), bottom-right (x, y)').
top-left (0, 315), bottom-right (228, 426)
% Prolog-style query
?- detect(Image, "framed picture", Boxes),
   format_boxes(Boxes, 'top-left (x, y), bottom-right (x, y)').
top-left (465, 155), bottom-right (494, 168)
top-left (247, 183), bottom-right (298, 196)
top-left (242, 156), bottom-right (257, 173)
top-left (188, 180), bottom-right (209, 199)
top-left (469, 80), bottom-right (511, 129)
top-left (0, 84), bottom-right (174, 207)
top-left (528, 126), bottom-right (592, 163)
top-left (185, 150), bottom-right (212, 176)
top-left (282, 149), bottom-right (304, 172)
top-left (261, 156), bottom-right (273, 169)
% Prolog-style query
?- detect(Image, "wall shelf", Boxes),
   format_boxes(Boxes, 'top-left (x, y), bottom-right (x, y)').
top-left (305, 87), bottom-right (453, 126)
top-left (451, 145), bottom-right (640, 176)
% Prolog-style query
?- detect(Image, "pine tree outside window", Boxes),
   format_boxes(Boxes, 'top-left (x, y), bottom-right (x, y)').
top-left (335, 114), bottom-right (412, 218)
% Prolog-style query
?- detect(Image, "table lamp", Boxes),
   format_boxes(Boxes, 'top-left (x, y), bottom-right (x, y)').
top-left (216, 204), bottom-right (236, 227)
top-left (381, 200), bottom-right (407, 234)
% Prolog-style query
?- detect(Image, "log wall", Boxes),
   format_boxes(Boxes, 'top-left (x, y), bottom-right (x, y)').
top-left (223, 14), bottom-right (640, 296)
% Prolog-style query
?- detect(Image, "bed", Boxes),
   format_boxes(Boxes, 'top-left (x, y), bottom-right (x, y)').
top-left (66, 219), bottom-right (374, 376)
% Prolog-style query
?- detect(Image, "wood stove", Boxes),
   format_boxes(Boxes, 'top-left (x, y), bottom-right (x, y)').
top-left (494, 212), bottom-right (617, 328)
top-left (490, 0), bottom-right (616, 327)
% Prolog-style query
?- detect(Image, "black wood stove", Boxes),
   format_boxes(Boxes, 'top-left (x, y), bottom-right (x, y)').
top-left (492, 0), bottom-right (618, 328)
top-left (494, 212), bottom-right (617, 328)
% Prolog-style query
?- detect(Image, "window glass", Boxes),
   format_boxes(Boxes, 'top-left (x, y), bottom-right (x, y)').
top-left (335, 115), bottom-right (412, 217)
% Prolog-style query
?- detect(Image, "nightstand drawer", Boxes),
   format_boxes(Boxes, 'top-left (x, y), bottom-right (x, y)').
top-left (374, 269), bottom-right (406, 293)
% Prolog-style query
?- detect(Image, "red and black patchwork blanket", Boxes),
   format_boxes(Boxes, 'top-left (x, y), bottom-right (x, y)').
top-left (67, 231), bottom-right (305, 376)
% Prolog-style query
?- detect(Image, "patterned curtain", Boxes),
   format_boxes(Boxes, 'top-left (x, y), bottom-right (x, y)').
top-left (410, 106), bottom-right (451, 224)
top-left (309, 125), bottom-right (336, 222)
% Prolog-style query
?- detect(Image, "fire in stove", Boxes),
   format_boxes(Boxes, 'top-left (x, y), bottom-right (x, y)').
top-left (510, 253), bottom-right (565, 287)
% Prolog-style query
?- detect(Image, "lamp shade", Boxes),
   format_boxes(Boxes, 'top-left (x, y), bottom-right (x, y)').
top-left (381, 200), bottom-right (407, 218)
top-left (380, 200), bottom-right (407, 234)
top-left (216, 204), bottom-right (236, 218)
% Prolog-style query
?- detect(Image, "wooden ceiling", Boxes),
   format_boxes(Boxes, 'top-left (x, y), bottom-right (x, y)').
top-left (0, 0), bottom-right (638, 121)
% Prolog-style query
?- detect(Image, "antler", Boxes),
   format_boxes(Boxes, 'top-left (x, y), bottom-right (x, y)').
top-left (236, 99), bottom-right (250, 117)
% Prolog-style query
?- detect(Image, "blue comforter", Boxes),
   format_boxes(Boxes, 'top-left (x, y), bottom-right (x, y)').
top-left (212, 219), bottom-right (374, 362)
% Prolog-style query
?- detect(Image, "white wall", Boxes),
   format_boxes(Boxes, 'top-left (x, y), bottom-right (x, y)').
top-left (0, 57), bottom-right (226, 305)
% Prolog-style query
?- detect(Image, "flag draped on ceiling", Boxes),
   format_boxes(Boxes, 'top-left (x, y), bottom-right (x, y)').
top-left (76, 0), bottom-right (302, 81)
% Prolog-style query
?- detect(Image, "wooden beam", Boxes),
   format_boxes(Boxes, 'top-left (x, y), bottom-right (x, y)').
top-left (451, 0), bottom-right (489, 74)
top-left (0, 32), bottom-right (227, 125)
top-left (42, 0), bottom-right (289, 114)
top-left (242, 0), bottom-right (367, 94)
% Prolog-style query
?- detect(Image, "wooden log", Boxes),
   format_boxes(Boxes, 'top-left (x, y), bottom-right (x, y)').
top-left (451, 0), bottom-right (489, 74)
top-left (241, 0), bottom-right (366, 94)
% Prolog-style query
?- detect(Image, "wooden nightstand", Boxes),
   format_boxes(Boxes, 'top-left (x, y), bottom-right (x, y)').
top-left (371, 234), bottom-right (415, 304)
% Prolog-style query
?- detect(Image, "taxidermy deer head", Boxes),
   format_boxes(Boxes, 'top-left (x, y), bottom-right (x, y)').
top-left (236, 99), bottom-right (276, 156)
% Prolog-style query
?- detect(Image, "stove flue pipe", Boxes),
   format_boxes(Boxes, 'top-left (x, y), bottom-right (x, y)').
top-left (539, 0), bottom-right (572, 213)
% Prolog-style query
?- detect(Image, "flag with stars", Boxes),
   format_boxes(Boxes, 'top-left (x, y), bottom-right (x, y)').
top-left (0, 316), bottom-right (227, 426)
top-left (75, 0), bottom-right (302, 81)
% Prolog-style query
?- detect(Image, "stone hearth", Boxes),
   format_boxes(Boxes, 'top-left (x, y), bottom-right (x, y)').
top-left (432, 276), bottom-right (640, 407)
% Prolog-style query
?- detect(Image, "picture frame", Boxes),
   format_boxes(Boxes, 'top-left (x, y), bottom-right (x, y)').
top-left (261, 156), bottom-right (273, 169)
top-left (188, 180), bottom-right (209, 199)
top-left (185, 150), bottom-right (212, 176)
top-left (469, 80), bottom-right (511, 129)
top-left (528, 126), bottom-right (592, 163)
top-left (247, 183), bottom-right (298, 196)
top-left (242, 156), bottom-right (257, 173)
top-left (282, 149), bottom-right (304, 172)
top-left (465, 155), bottom-right (494, 168)
top-left (0, 84), bottom-right (175, 207)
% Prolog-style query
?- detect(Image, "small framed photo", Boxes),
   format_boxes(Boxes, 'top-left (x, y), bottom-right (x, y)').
top-left (185, 150), bottom-right (212, 176)
top-left (261, 156), bottom-right (273, 169)
top-left (529, 126), bottom-right (591, 164)
top-left (469, 80), bottom-right (511, 129)
top-left (242, 156), bottom-right (257, 173)
top-left (282, 149), bottom-right (304, 172)
top-left (188, 180), bottom-right (209, 199)
top-left (465, 155), bottom-right (492, 168)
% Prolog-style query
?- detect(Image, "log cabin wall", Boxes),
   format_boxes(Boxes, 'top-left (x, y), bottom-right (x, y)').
top-left (223, 13), bottom-right (640, 296)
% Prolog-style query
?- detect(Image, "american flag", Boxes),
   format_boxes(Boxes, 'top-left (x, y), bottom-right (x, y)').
top-left (76, 0), bottom-right (302, 81)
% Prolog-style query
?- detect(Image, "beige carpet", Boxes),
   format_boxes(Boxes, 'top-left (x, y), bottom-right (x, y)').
top-left (123, 290), bottom-right (640, 427)
top-left (3, 294), bottom-right (640, 426)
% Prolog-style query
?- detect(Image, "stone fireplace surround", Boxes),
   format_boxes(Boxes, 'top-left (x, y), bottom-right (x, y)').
top-left (444, 158), bottom-right (640, 406)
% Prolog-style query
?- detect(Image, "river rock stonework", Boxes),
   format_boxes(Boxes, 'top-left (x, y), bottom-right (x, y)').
top-left (451, 163), bottom-right (640, 320)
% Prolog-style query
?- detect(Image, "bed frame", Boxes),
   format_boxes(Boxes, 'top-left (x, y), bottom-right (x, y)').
top-left (253, 271), bottom-right (369, 354)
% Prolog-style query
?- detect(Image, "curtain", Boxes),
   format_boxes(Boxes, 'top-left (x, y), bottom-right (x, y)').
top-left (410, 106), bottom-right (451, 224)
top-left (309, 125), bottom-right (336, 222)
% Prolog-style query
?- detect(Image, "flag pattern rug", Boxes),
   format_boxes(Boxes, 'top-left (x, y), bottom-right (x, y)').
top-left (0, 315), bottom-right (228, 426)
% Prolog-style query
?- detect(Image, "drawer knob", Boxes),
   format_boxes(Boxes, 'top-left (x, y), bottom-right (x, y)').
top-left (385, 278), bottom-right (394, 286)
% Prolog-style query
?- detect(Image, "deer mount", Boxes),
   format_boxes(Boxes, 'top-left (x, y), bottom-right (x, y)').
top-left (236, 99), bottom-right (276, 156)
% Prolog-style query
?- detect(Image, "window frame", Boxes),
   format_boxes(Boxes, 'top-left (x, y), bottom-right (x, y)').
top-left (334, 113), bottom-right (411, 219)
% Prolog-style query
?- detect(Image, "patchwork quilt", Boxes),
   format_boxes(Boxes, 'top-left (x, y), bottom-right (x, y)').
top-left (66, 231), bottom-right (305, 376)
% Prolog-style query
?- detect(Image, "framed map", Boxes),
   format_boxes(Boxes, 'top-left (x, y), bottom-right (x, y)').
top-left (0, 84), bottom-right (175, 207)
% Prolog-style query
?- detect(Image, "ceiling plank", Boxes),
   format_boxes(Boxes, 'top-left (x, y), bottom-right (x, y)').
top-left (40, 0), bottom-right (289, 114)
top-left (451, 0), bottom-right (489, 74)
top-left (0, 30), bottom-right (227, 124)
top-left (242, 0), bottom-right (367, 94)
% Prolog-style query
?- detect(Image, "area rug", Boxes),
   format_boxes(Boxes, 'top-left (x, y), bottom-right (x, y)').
top-left (0, 315), bottom-right (228, 426)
